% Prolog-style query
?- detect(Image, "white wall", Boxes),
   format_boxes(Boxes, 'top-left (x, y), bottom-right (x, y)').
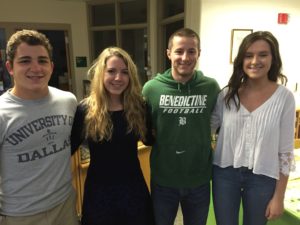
top-left (0, 0), bottom-right (90, 99)
top-left (199, 0), bottom-right (300, 93)
top-left (2, 0), bottom-right (300, 100)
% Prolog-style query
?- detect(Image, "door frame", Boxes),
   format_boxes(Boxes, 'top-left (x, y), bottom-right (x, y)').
top-left (0, 22), bottom-right (75, 93)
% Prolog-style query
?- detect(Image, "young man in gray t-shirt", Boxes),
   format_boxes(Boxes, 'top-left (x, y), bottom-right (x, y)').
top-left (0, 29), bottom-right (78, 225)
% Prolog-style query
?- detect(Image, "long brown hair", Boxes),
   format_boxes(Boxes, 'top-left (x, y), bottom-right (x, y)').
top-left (225, 31), bottom-right (287, 110)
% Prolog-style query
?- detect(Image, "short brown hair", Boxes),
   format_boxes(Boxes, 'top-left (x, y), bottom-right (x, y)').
top-left (6, 29), bottom-right (53, 65)
top-left (168, 28), bottom-right (201, 51)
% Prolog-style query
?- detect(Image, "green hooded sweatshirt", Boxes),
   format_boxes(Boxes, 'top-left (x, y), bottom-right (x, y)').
top-left (142, 69), bottom-right (220, 188)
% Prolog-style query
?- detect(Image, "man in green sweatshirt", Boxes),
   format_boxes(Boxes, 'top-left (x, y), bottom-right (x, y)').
top-left (142, 28), bottom-right (220, 225)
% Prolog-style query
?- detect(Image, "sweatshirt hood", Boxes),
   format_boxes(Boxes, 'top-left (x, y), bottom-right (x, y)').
top-left (154, 68), bottom-right (204, 93)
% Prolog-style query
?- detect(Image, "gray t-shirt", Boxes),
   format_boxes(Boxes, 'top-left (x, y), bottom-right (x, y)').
top-left (0, 87), bottom-right (77, 216)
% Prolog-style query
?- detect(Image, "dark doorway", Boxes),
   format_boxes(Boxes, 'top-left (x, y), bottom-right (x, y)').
top-left (38, 30), bottom-right (70, 91)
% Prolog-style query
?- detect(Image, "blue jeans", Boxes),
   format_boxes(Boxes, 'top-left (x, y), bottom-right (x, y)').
top-left (212, 166), bottom-right (276, 225)
top-left (151, 182), bottom-right (210, 225)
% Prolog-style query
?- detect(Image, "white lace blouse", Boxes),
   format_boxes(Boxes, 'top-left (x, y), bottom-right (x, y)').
top-left (211, 85), bottom-right (296, 179)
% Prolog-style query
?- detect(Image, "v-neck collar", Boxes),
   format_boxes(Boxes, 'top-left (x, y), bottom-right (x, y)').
top-left (239, 85), bottom-right (282, 114)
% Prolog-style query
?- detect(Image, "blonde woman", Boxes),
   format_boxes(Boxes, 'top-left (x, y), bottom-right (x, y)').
top-left (71, 47), bottom-right (154, 225)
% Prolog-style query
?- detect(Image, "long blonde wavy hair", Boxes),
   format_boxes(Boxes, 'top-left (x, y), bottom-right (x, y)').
top-left (84, 47), bottom-right (147, 142)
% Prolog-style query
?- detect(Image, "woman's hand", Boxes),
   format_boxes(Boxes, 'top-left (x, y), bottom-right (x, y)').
top-left (265, 196), bottom-right (284, 220)
top-left (265, 173), bottom-right (289, 220)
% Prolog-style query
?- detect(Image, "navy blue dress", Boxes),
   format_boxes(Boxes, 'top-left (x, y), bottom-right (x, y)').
top-left (71, 104), bottom-right (154, 225)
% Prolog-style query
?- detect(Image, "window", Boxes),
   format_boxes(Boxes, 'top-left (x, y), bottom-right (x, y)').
top-left (88, 0), bottom-right (148, 85)
top-left (121, 28), bottom-right (148, 84)
top-left (164, 20), bottom-right (184, 70)
top-left (158, 0), bottom-right (185, 72)
top-left (91, 4), bottom-right (115, 26)
top-left (120, 0), bottom-right (147, 24)
top-left (163, 0), bottom-right (184, 18)
top-left (92, 30), bottom-right (116, 58)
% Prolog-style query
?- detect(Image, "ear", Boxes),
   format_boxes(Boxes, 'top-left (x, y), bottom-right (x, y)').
top-left (5, 61), bottom-right (14, 76)
top-left (198, 49), bottom-right (201, 58)
top-left (51, 61), bottom-right (54, 74)
top-left (167, 49), bottom-right (171, 60)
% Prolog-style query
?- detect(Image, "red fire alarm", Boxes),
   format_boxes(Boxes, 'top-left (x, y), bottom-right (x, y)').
top-left (278, 13), bottom-right (288, 24)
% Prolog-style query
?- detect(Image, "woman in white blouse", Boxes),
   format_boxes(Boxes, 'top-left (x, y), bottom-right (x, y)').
top-left (211, 31), bottom-right (295, 225)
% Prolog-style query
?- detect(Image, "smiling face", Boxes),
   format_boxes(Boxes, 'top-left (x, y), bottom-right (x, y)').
top-left (103, 56), bottom-right (129, 100)
top-left (243, 40), bottom-right (272, 82)
top-left (6, 42), bottom-right (53, 99)
top-left (167, 35), bottom-right (200, 83)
